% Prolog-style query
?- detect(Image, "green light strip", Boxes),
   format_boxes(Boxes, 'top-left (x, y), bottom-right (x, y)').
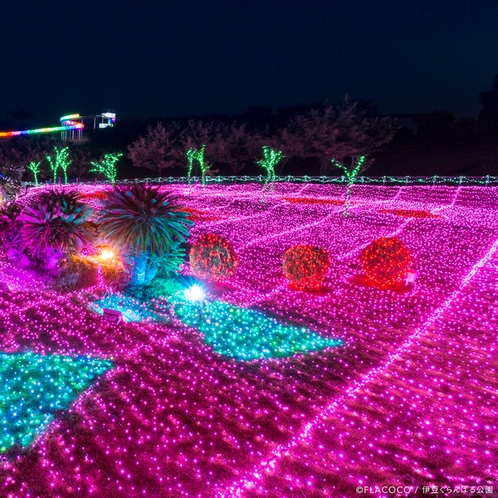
top-left (0, 352), bottom-right (112, 453)
top-left (174, 300), bottom-right (343, 361)
top-left (24, 175), bottom-right (498, 186)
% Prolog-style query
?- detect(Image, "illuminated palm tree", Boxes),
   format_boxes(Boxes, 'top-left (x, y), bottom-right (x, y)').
top-left (98, 184), bottom-right (193, 285)
top-left (19, 189), bottom-right (95, 268)
top-left (0, 201), bottom-right (23, 261)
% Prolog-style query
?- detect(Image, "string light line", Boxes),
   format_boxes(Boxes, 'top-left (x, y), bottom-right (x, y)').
top-left (243, 282), bottom-right (289, 308)
top-left (337, 186), bottom-right (474, 261)
top-left (247, 247), bottom-right (498, 494)
top-left (239, 211), bottom-right (342, 251)
top-left (199, 198), bottom-right (288, 228)
top-left (385, 184), bottom-right (403, 203)
top-left (337, 218), bottom-right (413, 262)
top-left (220, 236), bottom-right (498, 497)
top-left (24, 175), bottom-right (498, 188)
top-left (435, 184), bottom-right (462, 211)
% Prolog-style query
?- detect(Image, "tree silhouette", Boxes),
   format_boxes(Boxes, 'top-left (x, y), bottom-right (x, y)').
top-left (479, 74), bottom-right (498, 135)
top-left (212, 123), bottom-right (261, 175)
top-left (127, 122), bottom-right (181, 177)
top-left (0, 137), bottom-right (51, 177)
top-left (178, 120), bottom-right (217, 161)
top-left (414, 111), bottom-right (455, 141)
top-left (286, 96), bottom-right (394, 175)
top-left (9, 106), bottom-right (34, 129)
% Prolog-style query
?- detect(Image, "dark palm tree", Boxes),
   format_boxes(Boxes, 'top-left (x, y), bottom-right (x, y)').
top-left (98, 184), bottom-right (193, 285)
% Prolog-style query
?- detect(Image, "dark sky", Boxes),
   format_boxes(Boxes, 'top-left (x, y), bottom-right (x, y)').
top-left (1, 0), bottom-right (497, 128)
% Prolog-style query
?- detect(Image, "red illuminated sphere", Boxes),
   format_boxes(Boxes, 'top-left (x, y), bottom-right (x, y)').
top-left (189, 234), bottom-right (239, 281)
top-left (282, 245), bottom-right (330, 291)
top-left (360, 237), bottom-right (412, 289)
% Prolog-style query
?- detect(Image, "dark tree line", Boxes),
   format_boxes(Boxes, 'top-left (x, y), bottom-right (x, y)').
top-left (127, 95), bottom-right (395, 177)
top-left (479, 74), bottom-right (498, 136)
top-left (2, 77), bottom-right (498, 182)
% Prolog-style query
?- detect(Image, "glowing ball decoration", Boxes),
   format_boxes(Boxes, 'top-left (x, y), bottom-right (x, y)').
top-left (189, 233), bottom-right (239, 281)
top-left (360, 236), bottom-right (413, 289)
top-left (282, 245), bottom-right (330, 291)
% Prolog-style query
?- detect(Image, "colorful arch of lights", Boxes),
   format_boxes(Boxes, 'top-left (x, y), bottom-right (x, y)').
top-left (0, 111), bottom-right (115, 140)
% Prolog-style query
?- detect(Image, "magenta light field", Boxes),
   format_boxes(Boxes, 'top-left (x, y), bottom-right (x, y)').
top-left (0, 183), bottom-right (497, 497)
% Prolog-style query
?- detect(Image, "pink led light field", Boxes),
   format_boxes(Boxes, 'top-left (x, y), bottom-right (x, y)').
top-left (0, 183), bottom-right (497, 497)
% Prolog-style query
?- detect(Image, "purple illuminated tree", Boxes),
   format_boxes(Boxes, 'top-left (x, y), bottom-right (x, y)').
top-left (271, 126), bottom-right (302, 174)
top-left (0, 201), bottom-right (23, 262)
top-left (0, 164), bottom-right (25, 201)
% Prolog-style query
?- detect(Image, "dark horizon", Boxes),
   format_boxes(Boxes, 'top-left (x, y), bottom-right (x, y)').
top-left (1, 0), bottom-right (497, 129)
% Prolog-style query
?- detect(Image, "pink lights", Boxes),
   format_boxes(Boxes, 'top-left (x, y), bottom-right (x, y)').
top-left (0, 183), bottom-right (497, 497)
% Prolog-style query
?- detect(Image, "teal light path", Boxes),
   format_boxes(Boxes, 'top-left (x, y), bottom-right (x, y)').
top-left (175, 300), bottom-right (343, 361)
top-left (0, 352), bottom-right (112, 453)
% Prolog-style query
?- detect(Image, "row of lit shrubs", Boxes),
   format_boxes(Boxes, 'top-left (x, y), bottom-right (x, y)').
top-left (189, 234), bottom-right (414, 290)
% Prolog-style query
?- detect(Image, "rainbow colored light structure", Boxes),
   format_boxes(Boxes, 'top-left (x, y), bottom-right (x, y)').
top-left (0, 121), bottom-right (84, 139)
top-left (0, 111), bottom-right (116, 140)
top-left (0, 114), bottom-right (84, 139)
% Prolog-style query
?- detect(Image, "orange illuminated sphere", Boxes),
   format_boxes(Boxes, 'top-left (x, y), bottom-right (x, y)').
top-left (360, 237), bottom-right (412, 289)
top-left (282, 245), bottom-right (330, 291)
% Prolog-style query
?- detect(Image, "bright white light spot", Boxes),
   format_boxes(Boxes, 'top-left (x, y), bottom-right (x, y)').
top-left (184, 284), bottom-right (206, 302)
top-left (99, 249), bottom-right (115, 261)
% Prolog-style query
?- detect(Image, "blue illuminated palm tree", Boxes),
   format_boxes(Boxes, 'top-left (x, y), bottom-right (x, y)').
top-left (98, 184), bottom-right (193, 285)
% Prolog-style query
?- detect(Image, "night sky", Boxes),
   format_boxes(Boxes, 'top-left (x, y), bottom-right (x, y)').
top-left (1, 0), bottom-right (497, 129)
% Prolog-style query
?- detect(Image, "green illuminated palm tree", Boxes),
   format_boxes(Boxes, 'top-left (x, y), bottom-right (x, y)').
top-left (98, 184), bottom-right (193, 285)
